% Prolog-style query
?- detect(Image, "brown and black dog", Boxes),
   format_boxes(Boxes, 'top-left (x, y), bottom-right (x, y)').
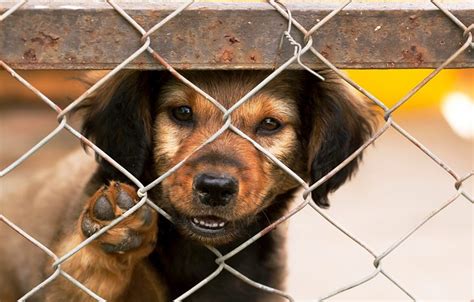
top-left (0, 70), bottom-right (377, 301)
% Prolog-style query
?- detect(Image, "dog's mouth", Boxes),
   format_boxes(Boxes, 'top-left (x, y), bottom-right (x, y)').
top-left (170, 212), bottom-right (243, 244)
top-left (188, 216), bottom-right (228, 234)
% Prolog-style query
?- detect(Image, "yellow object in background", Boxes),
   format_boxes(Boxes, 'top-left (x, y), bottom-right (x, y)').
top-left (346, 69), bottom-right (474, 112)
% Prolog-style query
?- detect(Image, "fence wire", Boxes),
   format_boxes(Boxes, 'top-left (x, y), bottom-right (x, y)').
top-left (0, 0), bottom-right (473, 301)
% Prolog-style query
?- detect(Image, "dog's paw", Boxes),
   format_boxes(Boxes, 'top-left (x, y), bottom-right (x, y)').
top-left (80, 182), bottom-right (158, 258)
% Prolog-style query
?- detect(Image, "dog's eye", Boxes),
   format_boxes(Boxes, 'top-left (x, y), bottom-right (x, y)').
top-left (257, 117), bottom-right (282, 134)
top-left (171, 106), bottom-right (193, 123)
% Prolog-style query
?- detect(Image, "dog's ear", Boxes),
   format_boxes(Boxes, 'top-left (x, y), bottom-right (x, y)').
top-left (302, 72), bottom-right (377, 208)
top-left (78, 71), bottom-right (166, 183)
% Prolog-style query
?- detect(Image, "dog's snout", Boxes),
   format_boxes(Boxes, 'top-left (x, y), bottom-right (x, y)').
top-left (194, 173), bottom-right (238, 207)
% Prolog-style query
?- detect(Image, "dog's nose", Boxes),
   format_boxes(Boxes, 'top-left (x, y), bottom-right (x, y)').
top-left (194, 173), bottom-right (238, 207)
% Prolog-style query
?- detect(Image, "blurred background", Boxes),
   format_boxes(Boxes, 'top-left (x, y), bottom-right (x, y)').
top-left (0, 68), bottom-right (473, 301)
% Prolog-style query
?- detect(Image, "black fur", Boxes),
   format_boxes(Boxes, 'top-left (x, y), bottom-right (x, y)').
top-left (303, 73), bottom-right (374, 207)
top-left (80, 72), bottom-right (164, 183)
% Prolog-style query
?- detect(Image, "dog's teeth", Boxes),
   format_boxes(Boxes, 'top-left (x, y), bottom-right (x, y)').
top-left (191, 217), bottom-right (226, 229)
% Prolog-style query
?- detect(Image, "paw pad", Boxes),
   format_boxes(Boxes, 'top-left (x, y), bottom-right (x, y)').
top-left (80, 182), bottom-right (158, 255)
top-left (93, 196), bottom-right (115, 221)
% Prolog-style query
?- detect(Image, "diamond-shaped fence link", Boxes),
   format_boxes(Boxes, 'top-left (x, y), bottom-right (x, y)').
top-left (0, 0), bottom-right (472, 301)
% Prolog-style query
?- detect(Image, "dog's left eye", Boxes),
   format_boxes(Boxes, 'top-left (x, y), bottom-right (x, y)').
top-left (171, 106), bottom-right (193, 123)
top-left (257, 117), bottom-right (282, 134)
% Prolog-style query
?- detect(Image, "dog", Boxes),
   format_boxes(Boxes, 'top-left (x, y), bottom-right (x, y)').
top-left (0, 70), bottom-right (376, 301)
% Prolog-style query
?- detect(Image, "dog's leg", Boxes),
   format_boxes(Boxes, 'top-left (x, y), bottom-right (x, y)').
top-left (46, 182), bottom-right (162, 302)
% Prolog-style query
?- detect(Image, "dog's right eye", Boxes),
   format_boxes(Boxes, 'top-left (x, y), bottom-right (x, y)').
top-left (171, 106), bottom-right (193, 124)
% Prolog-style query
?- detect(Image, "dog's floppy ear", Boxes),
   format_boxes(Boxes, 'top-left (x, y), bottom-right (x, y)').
top-left (302, 72), bottom-right (377, 208)
top-left (79, 71), bottom-right (166, 183)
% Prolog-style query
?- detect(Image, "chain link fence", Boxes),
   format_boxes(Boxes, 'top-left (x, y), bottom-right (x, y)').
top-left (1, 1), bottom-right (473, 301)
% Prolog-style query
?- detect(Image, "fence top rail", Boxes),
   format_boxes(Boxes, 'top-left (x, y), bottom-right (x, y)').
top-left (1, 1), bottom-right (473, 70)
top-left (0, 1), bottom-right (473, 9)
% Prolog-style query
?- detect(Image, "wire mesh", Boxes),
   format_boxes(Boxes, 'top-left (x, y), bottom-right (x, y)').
top-left (0, 0), bottom-right (472, 301)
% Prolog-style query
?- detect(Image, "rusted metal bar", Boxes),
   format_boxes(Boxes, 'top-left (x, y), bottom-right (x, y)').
top-left (0, 2), bottom-right (473, 69)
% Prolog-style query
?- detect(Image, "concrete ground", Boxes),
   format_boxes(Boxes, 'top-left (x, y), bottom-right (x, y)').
top-left (1, 106), bottom-right (472, 301)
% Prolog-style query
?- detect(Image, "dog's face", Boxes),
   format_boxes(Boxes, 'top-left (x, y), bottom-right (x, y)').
top-left (153, 75), bottom-right (307, 243)
top-left (81, 71), bottom-right (376, 245)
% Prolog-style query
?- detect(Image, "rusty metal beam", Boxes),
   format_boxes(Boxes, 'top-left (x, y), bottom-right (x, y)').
top-left (0, 2), bottom-right (473, 70)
